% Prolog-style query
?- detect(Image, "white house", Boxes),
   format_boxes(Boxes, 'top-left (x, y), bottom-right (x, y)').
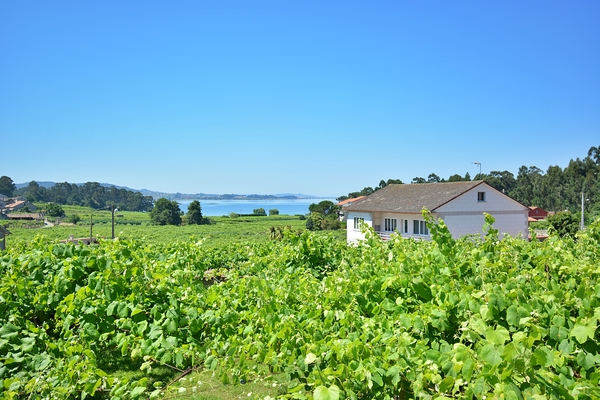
top-left (336, 196), bottom-right (366, 221)
top-left (345, 181), bottom-right (529, 242)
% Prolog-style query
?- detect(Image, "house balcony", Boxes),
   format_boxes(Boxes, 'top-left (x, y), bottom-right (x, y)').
top-left (375, 230), bottom-right (430, 241)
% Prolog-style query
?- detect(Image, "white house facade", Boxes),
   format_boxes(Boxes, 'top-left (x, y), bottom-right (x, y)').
top-left (345, 181), bottom-right (529, 242)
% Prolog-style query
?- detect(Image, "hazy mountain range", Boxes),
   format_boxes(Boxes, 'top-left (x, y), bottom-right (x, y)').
top-left (15, 182), bottom-right (326, 200)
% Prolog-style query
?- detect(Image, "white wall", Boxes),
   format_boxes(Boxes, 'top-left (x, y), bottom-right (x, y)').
top-left (440, 212), bottom-right (526, 238)
top-left (436, 184), bottom-right (528, 238)
top-left (346, 211), bottom-right (372, 242)
top-left (346, 211), bottom-right (432, 242)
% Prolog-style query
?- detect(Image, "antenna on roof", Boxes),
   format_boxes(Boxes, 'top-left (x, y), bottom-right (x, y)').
top-left (473, 162), bottom-right (481, 178)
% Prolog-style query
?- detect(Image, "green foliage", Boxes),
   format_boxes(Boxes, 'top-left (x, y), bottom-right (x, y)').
top-left (308, 201), bottom-right (340, 218)
top-left (306, 201), bottom-right (342, 231)
top-left (529, 219), bottom-right (549, 230)
top-left (3, 216), bottom-right (600, 398)
top-left (186, 200), bottom-right (204, 225)
top-left (321, 216), bottom-right (341, 230)
top-left (548, 211), bottom-right (580, 238)
top-left (5, 213), bottom-right (318, 247)
top-left (253, 208), bottom-right (267, 216)
top-left (150, 198), bottom-right (182, 226)
top-left (16, 181), bottom-right (154, 212)
top-left (306, 212), bottom-right (323, 231)
top-left (269, 208), bottom-right (279, 216)
top-left (67, 214), bottom-right (81, 225)
top-left (0, 175), bottom-right (16, 197)
top-left (45, 203), bottom-right (66, 217)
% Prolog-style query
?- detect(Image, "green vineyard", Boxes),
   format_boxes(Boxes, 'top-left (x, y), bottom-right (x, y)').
top-left (2, 213), bottom-right (600, 399)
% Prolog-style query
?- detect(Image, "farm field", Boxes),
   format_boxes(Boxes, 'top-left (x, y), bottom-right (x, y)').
top-left (1, 204), bottom-right (344, 247)
top-left (1, 213), bottom-right (600, 399)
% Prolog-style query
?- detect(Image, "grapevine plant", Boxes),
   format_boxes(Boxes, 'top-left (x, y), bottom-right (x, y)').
top-left (1, 214), bottom-right (600, 399)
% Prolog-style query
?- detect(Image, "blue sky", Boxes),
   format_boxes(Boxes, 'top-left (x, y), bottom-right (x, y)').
top-left (2, 1), bottom-right (598, 197)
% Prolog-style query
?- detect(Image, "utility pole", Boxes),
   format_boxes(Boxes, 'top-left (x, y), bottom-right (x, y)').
top-left (90, 215), bottom-right (93, 243)
top-left (111, 204), bottom-right (115, 239)
top-left (581, 192), bottom-right (585, 231)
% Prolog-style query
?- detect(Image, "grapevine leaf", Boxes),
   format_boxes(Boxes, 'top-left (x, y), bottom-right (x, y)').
top-left (313, 385), bottom-right (340, 400)
top-left (0, 323), bottom-right (19, 339)
top-left (532, 346), bottom-right (553, 367)
top-left (479, 343), bottom-right (501, 366)
top-left (131, 386), bottom-right (146, 397)
top-left (486, 326), bottom-right (510, 345)
top-left (107, 301), bottom-right (118, 316)
top-left (506, 305), bottom-right (519, 326)
top-left (305, 353), bottom-right (318, 365)
top-left (571, 323), bottom-right (594, 344)
top-left (462, 357), bottom-right (475, 381)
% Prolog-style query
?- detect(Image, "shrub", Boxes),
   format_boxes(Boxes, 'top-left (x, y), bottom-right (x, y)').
top-left (548, 211), bottom-right (579, 238)
top-left (321, 217), bottom-right (341, 230)
top-left (45, 203), bottom-right (65, 217)
top-left (67, 214), bottom-right (81, 225)
top-left (306, 212), bottom-right (323, 231)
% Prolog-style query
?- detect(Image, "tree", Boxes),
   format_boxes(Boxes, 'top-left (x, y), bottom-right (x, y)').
top-left (361, 187), bottom-right (375, 196)
top-left (150, 198), bottom-right (182, 225)
top-left (269, 209), bottom-right (279, 216)
top-left (45, 203), bottom-right (65, 217)
top-left (448, 174), bottom-right (464, 182)
top-left (547, 211), bottom-right (579, 239)
top-left (306, 212), bottom-right (323, 231)
top-left (308, 200), bottom-right (339, 217)
top-left (321, 217), bottom-right (341, 230)
top-left (253, 208), bottom-right (267, 216)
top-left (588, 145), bottom-right (600, 165)
top-left (24, 181), bottom-right (46, 202)
top-left (511, 166), bottom-right (544, 207)
top-left (485, 170), bottom-right (516, 194)
top-left (411, 177), bottom-right (426, 184)
top-left (0, 176), bottom-right (16, 197)
top-left (186, 200), bottom-right (203, 225)
top-left (67, 214), bottom-right (81, 225)
top-left (427, 173), bottom-right (442, 183)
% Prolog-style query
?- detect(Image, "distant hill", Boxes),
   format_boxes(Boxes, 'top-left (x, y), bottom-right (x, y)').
top-left (15, 181), bottom-right (324, 200)
top-left (15, 181), bottom-right (55, 189)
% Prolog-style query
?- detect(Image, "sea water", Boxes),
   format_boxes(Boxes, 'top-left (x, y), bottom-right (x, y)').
top-left (177, 198), bottom-right (337, 217)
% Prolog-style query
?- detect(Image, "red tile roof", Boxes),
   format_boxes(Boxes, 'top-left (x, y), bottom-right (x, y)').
top-left (337, 196), bottom-right (366, 206)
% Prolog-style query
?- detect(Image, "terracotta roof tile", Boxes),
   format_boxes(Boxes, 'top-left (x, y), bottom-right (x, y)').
top-left (337, 196), bottom-right (366, 206)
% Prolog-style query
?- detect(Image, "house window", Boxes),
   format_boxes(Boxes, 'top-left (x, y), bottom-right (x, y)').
top-left (353, 217), bottom-right (364, 230)
top-left (384, 218), bottom-right (397, 232)
top-left (477, 192), bottom-right (486, 202)
top-left (413, 220), bottom-right (429, 235)
top-left (404, 219), bottom-right (408, 234)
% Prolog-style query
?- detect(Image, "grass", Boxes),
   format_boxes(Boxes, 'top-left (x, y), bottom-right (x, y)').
top-left (2, 204), bottom-right (346, 247)
top-left (97, 348), bottom-right (287, 400)
top-left (159, 370), bottom-right (287, 400)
